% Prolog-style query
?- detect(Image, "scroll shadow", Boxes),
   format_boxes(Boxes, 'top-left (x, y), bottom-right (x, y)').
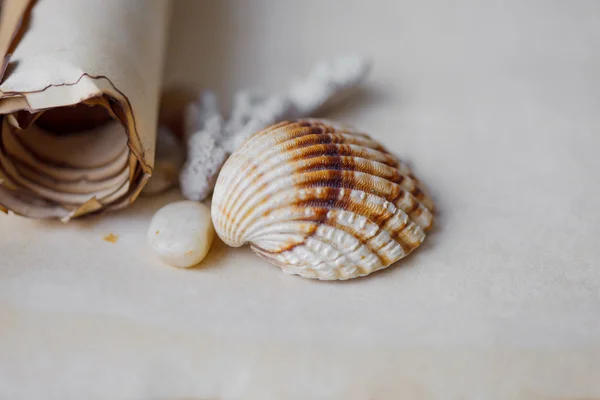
top-left (316, 84), bottom-right (394, 121)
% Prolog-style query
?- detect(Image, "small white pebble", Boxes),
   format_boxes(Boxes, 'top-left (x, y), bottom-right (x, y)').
top-left (147, 201), bottom-right (215, 268)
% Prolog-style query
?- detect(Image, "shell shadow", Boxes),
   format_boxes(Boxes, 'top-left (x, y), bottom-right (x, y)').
top-left (185, 236), bottom-right (232, 272)
top-left (319, 84), bottom-right (394, 121)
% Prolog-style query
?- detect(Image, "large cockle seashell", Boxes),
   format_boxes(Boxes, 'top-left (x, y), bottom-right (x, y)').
top-left (211, 120), bottom-right (435, 280)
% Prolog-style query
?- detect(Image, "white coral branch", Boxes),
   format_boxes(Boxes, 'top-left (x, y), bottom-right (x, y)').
top-left (288, 55), bottom-right (371, 115)
top-left (179, 92), bottom-right (228, 201)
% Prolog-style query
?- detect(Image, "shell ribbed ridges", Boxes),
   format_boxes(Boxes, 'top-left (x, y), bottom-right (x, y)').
top-left (211, 119), bottom-right (434, 280)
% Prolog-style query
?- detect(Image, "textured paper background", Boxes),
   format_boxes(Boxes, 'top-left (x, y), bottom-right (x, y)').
top-left (1, 0), bottom-right (600, 398)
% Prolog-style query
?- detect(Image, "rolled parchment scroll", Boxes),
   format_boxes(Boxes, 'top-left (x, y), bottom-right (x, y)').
top-left (0, 0), bottom-right (171, 220)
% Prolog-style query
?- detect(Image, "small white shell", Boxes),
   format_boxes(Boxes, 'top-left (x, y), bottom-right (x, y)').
top-left (211, 120), bottom-right (434, 280)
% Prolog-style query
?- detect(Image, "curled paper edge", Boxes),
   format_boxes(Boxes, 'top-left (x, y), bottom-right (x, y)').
top-left (0, 0), bottom-right (169, 220)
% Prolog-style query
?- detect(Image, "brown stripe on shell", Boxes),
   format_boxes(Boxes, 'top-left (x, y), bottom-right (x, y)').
top-left (260, 189), bottom-right (338, 255)
top-left (285, 184), bottom-right (406, 266)
top-left (263, 219), bottom-right (388, 273)
top-left (394, 221), bottom-right (426, 252)
top-left (221, 168), bottom-right (431, 247)
top-left (294, 169), bottom-right (399, 199)
top-left (252, 119), bottom-right (393, 158)
top-left (315, 208), bottom-right (391, 267)
top-left (303, 119), bottom-right (378, 140)
top-left (222, 135), bottom-right (398, 236)
top-left (252, 121), bottom-right (323, 143)
top-left (236, 137), bottom-right (400, 190)
top-left (280, 132), bottom-right (394, 155)
top-left (244, 187), bottom-right (400, 233)
top-left (222, 123), bottom-right (330, 191)
top-left (295, 169), bottom-right (432, 231)
top-left (391, 190), bottom-right (433, 231)
top-left (285, 143), bottom-right (398, 167)
top-left (230, 147), bottom-right (431, 232)
top-left (253, 185), bottom-right (402, 268)
top-left (260, 184), bottom-right (347, 256)
top-left (217, 123), bottom-right (347, 219)
top-left (247, 206), bottom-right (368, 266)
top-left (220, 159), bottom-right (265, 221)
top-left (223, 124), bottom-right (401, 204)
top-left (306, 195), bottom-right (419, 264)
top-left (290, 155), bottom-right (431, 208)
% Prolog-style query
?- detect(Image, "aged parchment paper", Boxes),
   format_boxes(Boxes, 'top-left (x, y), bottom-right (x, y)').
top-left (0, 0), bottom-right (171, 220)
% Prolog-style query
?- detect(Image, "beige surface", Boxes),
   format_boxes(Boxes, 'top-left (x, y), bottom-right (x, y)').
top-left (2, 0), bottom-right (600, 398)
